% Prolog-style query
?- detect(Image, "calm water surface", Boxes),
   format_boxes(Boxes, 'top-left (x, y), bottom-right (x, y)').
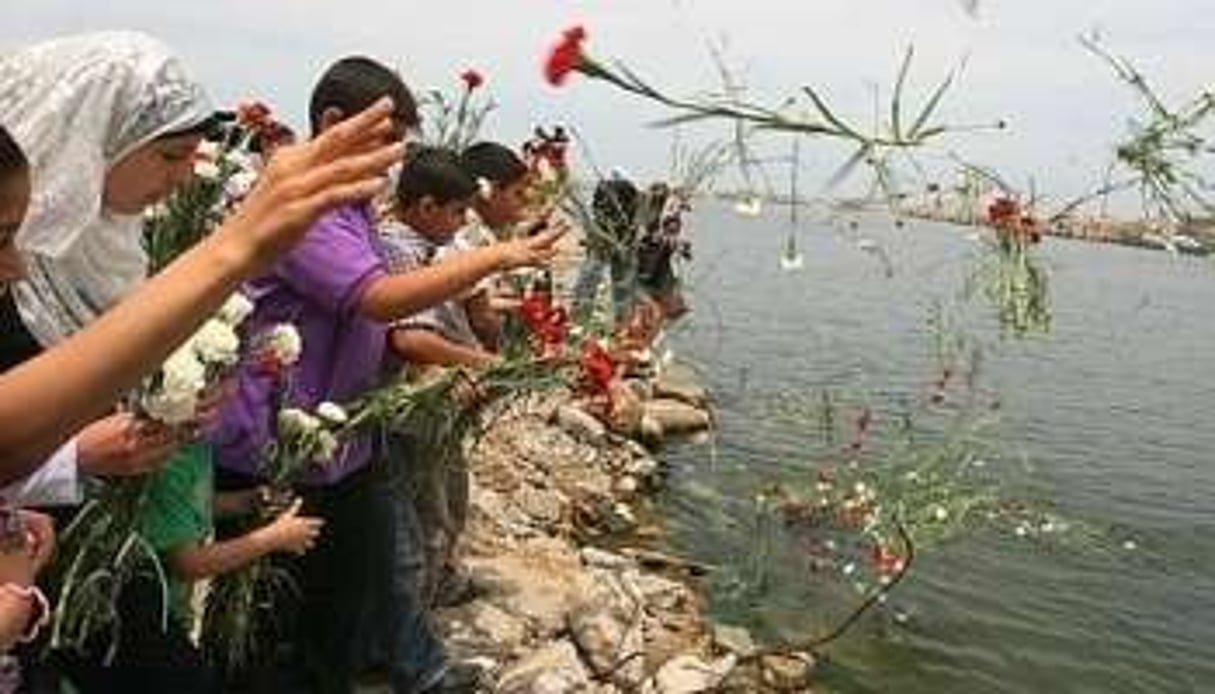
top-left (660, 205), bottom-right (1215, 693)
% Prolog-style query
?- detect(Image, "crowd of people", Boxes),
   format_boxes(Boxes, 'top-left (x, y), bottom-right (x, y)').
top-left (0, 28), bottom-right (695, 694)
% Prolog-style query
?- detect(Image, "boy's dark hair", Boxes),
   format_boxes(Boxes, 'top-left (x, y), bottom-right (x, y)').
top-left (308, 56), bottom-right (419, 135)
top-left (460, 141), bottom-right (528, 187)
top-left (0, 125), bottom-right (28, 180)
top-left (396, 145), bottom-right (477, 208)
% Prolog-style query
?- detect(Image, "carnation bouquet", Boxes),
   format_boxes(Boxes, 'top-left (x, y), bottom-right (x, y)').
top-left (201, 352), bottom-right (561, 674)
top-left (421, 69), bottom-right (495, 151)
top-left (966, 195), bottom-right (1052, 337)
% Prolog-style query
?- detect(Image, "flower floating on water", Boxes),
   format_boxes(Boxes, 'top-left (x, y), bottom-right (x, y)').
top-left (734, 195), bottom-right (764, 218)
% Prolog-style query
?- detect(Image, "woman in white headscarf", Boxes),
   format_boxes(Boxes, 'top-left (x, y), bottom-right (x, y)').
top-left (0, 30), bottom-right (215, 349)
top-left (0, 32), bottom-right (217, 503)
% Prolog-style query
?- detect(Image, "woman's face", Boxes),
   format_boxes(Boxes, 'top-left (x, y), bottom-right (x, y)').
top-left (0, 167), bottom-right (31, 284)
top-left (102, 132), bottom-right (203, 215)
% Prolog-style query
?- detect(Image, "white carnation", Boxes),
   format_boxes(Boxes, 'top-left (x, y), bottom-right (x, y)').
top-left (264, 324), bottom-right (303, 366)
top-left (192, 319), bottom-right (241, 367)
top-left (194, 160), bottom-right (221, 180)
top-left (142, 388), bottom-right (199, 425)
top-left (225, 170), bottom-right (258, 201)
top-left (278, 408), bottom-right (319, 437)
top-left (142, 345), bottom-right (207, 424)
top-left (314, 430), bottom-right (340, 463)
top-left (218, 293), bottom-right (255, 327)
top-left (196, 140), bottom-right (220, 160)
top-left (316, 401), bottom-right (349, 426)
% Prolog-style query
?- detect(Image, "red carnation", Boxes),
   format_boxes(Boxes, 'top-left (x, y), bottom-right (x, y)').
top-left (544, 26), bottom-right (588, 86)
top-left (460, 69), bottom-right (485, 91)
top-left (579, 340), bottom-right (616, 394)
top-left (238, 101), bottom-right (272, 128)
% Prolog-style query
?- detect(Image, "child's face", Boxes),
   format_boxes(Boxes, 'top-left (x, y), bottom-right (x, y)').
top-left (0, 167), bottom-right (31, 285)
top-left (477, 178), bottom-right (530, 228)
top-left (412, 197), bottom-right (469, 241)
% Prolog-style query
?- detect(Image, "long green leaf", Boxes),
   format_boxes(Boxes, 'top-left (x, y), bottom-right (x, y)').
top-left (802, 86), bottom-right (863, 140)
top-left (824, 144), bottom-right (874, 192)
top-left (908, 71), bottom-right (955, 139)
top-left (892, 46), bottom-right (915, 140)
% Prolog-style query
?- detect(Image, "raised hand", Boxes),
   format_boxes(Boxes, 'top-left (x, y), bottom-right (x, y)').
top-left (216, 97), bottom-right (407, 272)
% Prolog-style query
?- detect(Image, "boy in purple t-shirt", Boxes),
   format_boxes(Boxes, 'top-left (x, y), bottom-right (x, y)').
top-left (211, 57), bottom-right (563, 693)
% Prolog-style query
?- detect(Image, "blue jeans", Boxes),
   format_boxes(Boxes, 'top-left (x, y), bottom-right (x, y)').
top-left (376, 436), bottom-right (447, 694)
top-left (572, 249), bottom-right (638, 324)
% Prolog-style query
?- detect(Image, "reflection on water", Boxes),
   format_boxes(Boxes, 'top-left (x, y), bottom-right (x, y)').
top-left (661, 206), bottom-right (1215, 693)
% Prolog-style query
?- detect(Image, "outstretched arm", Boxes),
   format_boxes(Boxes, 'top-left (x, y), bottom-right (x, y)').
top-left (0, 99), bottom-right (404, 484)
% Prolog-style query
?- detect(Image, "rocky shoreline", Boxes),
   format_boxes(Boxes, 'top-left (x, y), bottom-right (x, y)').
top-left (420, 385), bottom-right (816, 693)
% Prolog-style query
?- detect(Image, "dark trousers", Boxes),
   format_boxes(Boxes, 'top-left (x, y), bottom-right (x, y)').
top-left (215, 464), bottom-right (395, 694)
top-left (40, 575), bottom-right (218, 694)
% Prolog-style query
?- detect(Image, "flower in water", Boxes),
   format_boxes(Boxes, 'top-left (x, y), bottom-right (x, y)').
top-left (734, 195), bottom-right (763, 218)
top-left (544, 26), bottom-right (588, 86)
top-left (316, 401), bottom-right (349, 426)
top-left (1122, 539), bottom-right (1138, 551)
top-left (932, 505), bottom-right (949, 522)
top-left (460, 68), bottom-right (485, 91)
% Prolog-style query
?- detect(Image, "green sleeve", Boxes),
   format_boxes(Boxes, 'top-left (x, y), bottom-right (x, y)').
top-left (141, 443), bottom-right (214, 553)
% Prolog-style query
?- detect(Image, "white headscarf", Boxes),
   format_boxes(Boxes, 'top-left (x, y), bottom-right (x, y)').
top-left (0, 31), bottom-right (212, 345)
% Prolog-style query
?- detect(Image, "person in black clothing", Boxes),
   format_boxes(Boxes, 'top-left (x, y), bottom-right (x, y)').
top-left (571, 172), bottom-right (642, 324)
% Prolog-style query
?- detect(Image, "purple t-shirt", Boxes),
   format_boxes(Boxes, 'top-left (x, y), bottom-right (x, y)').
top-left (211, 204), bottom-right (387, 486)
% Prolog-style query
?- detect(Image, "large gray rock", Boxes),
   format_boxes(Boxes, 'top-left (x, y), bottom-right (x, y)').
top-left (652, 653), bottom-right (737, 693)
top-left (712, 623), bottom-right (757, 659)
top-left (554, 404), bottom-right (607, 445)
top-left (495, 640), bottom-right (592, 694)
top-left (643, 400), bottom-right (711, 435)
top-left (469, 601), bottom-right (528, 650)
top-left (761, 652), bottom-right (816, 690)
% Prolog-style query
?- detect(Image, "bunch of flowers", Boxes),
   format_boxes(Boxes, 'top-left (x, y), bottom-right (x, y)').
top-left (46, 292), bottom-right (255, 659)
top-left (201, 394), bottom-right (345, 673)
top-left (1051, 35), bottom-right (1215, 224)
top-left (202, 353), bottom-right (562, 673)
top-left (522, 125), bottom-right (572, 210)
top-left (138, 292), bottom-right (253, 424)
top-left (516, 282), bottom-right (571, 359)
top-left (144, 100), bottom-right (290, 272)
top-left (421, 68), bottom-right (496, 151)
top-left (967, 195), bottom-right (1052, 337)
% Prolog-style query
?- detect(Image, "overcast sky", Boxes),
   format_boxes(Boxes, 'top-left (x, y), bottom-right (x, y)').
top-left (4, 1), bottom-right (1211, 199)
